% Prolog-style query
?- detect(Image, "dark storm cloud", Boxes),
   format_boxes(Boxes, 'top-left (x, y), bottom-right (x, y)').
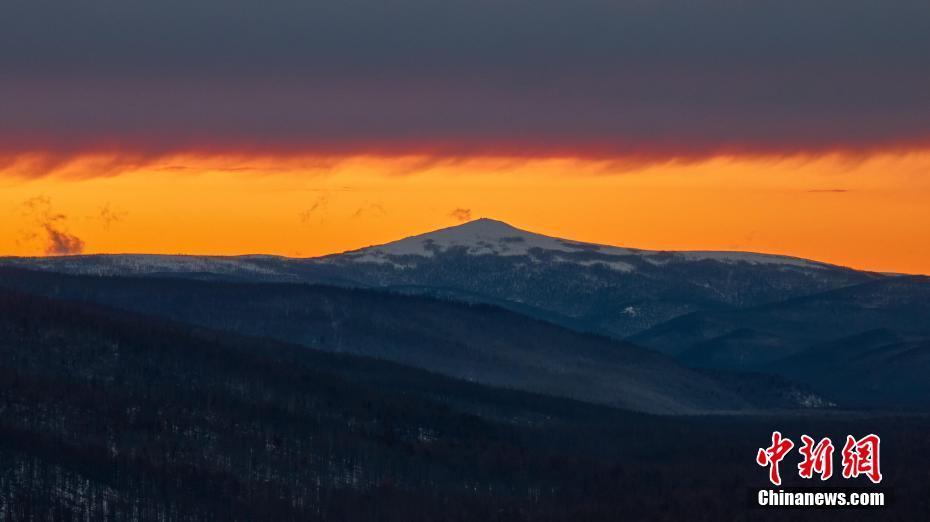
top-left (1, 0), bottom-right (929, 162)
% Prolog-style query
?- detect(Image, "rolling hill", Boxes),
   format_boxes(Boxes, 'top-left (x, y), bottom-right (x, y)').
top-left (0, 267), bottom-right (819, 414)
top-left (0, 218), bottom-right (878, 339)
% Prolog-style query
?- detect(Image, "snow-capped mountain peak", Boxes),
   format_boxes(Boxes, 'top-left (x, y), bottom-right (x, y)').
top-left (1, 218), bottom-right (841, 279)
top-left (323, 218), bottom-right (829, 272)
top-left (0, 217), bottom-right (876, 339)
top-left (344, 218), bottom-right (637, 260)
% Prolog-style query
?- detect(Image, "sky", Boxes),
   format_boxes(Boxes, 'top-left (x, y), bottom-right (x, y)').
top-left (2, 0), bottom-right (929, 273)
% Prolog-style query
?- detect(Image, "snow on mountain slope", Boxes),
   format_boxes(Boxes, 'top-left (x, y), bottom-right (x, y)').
top-left (0, 218), bottom-right (879, 340)
top-left (302, 219), bottom-right (876, 338)
top-left (0, 254), bottom-right (293, 279)
top-left (355, 218), bottom-right (637, 257)
top-left (319, 218), bottom-right (833, 272)
top-left (323, 219), bottom-right (637, 271)
top-left (1, 218), bottom-right (839, 276)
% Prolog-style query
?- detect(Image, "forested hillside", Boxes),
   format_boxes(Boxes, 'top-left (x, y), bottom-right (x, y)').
top-left (1, 289), bottom-right (929, 520)
top-left (0, 267), bottom-right (818, 414)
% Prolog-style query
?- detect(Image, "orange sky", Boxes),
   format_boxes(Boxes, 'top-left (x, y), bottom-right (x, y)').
top-left (2, 151), bottom-right (929, 275)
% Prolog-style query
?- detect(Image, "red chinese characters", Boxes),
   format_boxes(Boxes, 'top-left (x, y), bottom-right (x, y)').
top-left (797, 435), bottom-right (834, 480)
top-left (756, 431), bottom-right (795, 485)
top-left (757, 432), bottom-right (882, 484)
top-left (841, 434), bottom-right (882, 484)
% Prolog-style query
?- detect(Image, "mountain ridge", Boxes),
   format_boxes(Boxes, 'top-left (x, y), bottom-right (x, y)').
top-left (0, 266), bottom-right (823, 414)
top-left (322, 218), bottom-right (848, 271)
top-left (0, 218), bottom-right (882, 340)
top-left (2, 219), bottom-right (929, 410)
top-left (1, 217), bottom-right (872, 273)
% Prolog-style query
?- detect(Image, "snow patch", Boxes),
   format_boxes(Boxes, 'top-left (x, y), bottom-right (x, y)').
top-left (675, 251), bottom-right (823, 269)
top-left (3, 254), bottom-right (288, 277)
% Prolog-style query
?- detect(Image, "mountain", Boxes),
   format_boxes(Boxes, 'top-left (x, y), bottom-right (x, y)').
top-left (631, 276), bottom-right (930, 408)
top-left (4, 288), bottom-right (929, 520)
top-left (0, 218), bottom-right (879, 339)
top-left (773, 330), bottom-right (930, 407)
top-left (0, 253), bottom-right (312, 282)
top-left (7, 219), bottom-right (929, 409)
top-left (0, 286), bottom-right (670, 519)
top-left (0, 266), bottom-right (821, 414)
top-left (633, 275), bottom-right (930, 361)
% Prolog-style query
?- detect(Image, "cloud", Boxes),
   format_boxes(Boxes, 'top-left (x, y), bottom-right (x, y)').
top-left (0, 0), bottom-right (928, 169)
top-left (806, 189), bottom-right (850, 193)
top-left (352, 202), bottom-right (386, 219)
top-left (299, 194), bottom-right (330, 223)
top-left (43, 225), bottom-right (85, 255)
top-left (96, 203), bottom-right (128, 229)
top-left (449, 208), bottom-right (472, 222)
top-left (20, 196), bottom-right (86, 255)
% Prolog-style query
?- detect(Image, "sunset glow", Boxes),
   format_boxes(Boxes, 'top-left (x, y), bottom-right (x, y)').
top-left (3, 151), bottom-right (928, 274)
top-left (3, 0), bottom-right (929, 274)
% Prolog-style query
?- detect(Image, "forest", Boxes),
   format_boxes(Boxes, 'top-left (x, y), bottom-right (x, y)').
top-left (0, 287), bottom-right (927, 520)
